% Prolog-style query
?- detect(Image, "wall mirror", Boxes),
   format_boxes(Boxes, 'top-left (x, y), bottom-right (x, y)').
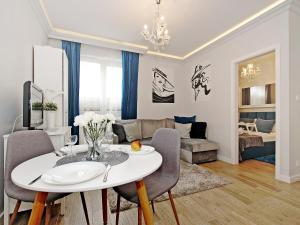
top-left (241, 83), bottom-right (275, 106)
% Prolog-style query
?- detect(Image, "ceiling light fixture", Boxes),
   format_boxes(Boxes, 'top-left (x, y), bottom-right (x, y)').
top-left (240, 64), bottom-right (261, 81)
top-left (141, 0), bottom-right (170, 52)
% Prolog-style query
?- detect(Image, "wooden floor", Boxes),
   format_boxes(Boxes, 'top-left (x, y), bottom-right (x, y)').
top-left (4, 160), bottom-right (300, 225)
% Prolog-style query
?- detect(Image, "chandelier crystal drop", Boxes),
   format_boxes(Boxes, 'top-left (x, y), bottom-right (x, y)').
top-left (240, 63), bottom-right (261, 81)
top-left (141, 0), bottom-right (170, 51)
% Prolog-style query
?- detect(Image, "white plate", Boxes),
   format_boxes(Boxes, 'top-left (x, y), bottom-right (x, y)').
top-left (41, 162), bottom-right (106, 185)
top-left (60, 144), bottom-right (88, 154)
top-left (112, 145), bottom-right (155, 155)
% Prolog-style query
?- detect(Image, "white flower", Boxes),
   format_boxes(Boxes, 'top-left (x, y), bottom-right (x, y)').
top-left (83, 111), bottom-right (95, 124)
top-left (74, 112), bottom-right (115, 128)
top-left (74, 115), bottom-right (86, 126)
top-left (105, 113), bottom-right (116, 123)
top-left (93, 114), bottom-right (104, 124)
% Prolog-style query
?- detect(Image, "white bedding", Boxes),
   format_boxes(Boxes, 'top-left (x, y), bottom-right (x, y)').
top-left (248, 131), bottom-right (276, 142)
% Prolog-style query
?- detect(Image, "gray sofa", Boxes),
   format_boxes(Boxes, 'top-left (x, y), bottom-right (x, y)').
top-left (113, 118), bottom-right (219, 164)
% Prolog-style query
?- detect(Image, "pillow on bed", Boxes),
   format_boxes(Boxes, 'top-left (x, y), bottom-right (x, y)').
top-left (272, 123), bottom-right (276, 132)
top-left (255, 118), bottom-right (275, 133)
top-left (239, 118), bottom-right (255, 123)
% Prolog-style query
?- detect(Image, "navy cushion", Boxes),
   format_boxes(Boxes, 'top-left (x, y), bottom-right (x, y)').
top-left (190, 122), bottom-right (207, 139)
top-left (174, 115), bottom-right (196, 124)
top-left (256, 118), bottom-right (275, 133)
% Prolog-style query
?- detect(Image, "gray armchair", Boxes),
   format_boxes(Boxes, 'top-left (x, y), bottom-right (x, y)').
top-left (5, 130), bottom-right (90, 225)
top-left (113, 128), bottom-right (181, 225)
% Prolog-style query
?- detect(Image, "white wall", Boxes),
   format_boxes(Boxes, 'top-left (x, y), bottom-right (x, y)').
top-left (183, 10), bottom-right (290, 180)
top-left (0, 0), bottom-right (48, 212)
top-left (137, 55), bottom-right (186, 119)
top-left (289, 7), bottom-right (300, 180)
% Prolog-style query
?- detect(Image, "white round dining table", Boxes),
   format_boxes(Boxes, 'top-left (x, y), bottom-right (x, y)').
top-left (11, 145), bottom-right (162, 225)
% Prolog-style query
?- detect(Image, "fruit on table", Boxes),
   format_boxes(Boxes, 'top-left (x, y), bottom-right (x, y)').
top-left (131, 140), bottom-right (142, 151)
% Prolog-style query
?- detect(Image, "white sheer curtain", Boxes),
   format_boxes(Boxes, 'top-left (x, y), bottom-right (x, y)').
top-left (79, 56), bottom-right (122, 118)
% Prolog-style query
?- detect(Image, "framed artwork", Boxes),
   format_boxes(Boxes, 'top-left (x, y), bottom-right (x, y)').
top-left (191, 64), bottom-right (212, 101)
top-left (152, 67), bottom-right (175, 103)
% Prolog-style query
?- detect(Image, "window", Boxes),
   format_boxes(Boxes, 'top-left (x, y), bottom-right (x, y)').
top-left (79, 58), bottom-right (122, 118)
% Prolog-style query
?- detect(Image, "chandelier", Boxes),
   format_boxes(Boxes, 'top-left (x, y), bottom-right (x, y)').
top-left (240, 63), bottom-right (261, 81)
top-left (141, 0), bottom-right (170, 51)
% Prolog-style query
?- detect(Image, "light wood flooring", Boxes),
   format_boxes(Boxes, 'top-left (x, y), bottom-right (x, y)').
top-left (4, 160), bottom-right (300, 225)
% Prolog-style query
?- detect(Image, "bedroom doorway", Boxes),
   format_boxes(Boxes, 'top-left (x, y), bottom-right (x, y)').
top-left (233, 49), bottom-right (278, 174)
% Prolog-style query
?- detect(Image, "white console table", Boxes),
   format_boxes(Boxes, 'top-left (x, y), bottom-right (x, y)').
top-left (3, 127), bottom-right (71, 225)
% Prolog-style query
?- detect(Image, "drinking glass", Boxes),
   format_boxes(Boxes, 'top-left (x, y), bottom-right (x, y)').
top-left (66, 135), bottom-right (78, 156)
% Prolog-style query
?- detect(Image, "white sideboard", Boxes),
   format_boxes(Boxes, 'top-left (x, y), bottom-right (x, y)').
top-left (3, 127), bottom-right (71, 225)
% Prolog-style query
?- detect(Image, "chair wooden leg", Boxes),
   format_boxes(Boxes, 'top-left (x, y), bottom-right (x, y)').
top-left (9, 200), bottom-right (21, 225)
top-left (168, 190), bottom-right (180, 225)
top-left (151, 201), bottom-right (155, 214)
top-left (115, 194), bottom-right (121, 225)
top-left (28, 192), bottom-right (48, 225)
top-left (138, 206), bottom-right (142, 225)
top-left (102, 189), bottom-right (108, 225)
top-left (44, 203), bottom-right (52, 225)
top-left (80, 192), bottom-right (90, 225)
top-left (135, 180), bottom-right (153, 225)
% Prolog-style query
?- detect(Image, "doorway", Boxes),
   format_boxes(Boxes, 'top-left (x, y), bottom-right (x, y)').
top-left (231, 47), bottom-right (280, 178)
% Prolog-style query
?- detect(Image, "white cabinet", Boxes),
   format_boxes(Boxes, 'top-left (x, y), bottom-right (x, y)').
top-left (33, 46), bottom-right (69, 128)
top-left (3, 127), bottom-right (71, 225)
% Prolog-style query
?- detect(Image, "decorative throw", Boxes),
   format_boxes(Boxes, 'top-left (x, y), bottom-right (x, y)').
top-left (239, 133), bottom-right (264, 160)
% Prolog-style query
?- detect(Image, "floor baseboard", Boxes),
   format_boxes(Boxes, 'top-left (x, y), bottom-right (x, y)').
top-left (276, 172), bottom-right (300, 183)
top-left (217, 155), bottom-right (235, 164)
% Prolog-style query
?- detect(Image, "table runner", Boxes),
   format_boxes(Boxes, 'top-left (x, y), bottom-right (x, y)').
top-left (56, 151), bottom-right (129, 167)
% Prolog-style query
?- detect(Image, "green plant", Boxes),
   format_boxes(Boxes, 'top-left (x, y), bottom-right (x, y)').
top-left (44, 102), bottom-right (58, 111)
top-left (32, 102), bottom-right (43, 110)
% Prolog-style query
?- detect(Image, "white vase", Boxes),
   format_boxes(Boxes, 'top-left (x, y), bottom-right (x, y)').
top-left (46, 111), bottom-right (56, 129)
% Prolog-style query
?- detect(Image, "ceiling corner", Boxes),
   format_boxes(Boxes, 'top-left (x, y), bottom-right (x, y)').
top-left (29, 0), bottom-right (53, 35)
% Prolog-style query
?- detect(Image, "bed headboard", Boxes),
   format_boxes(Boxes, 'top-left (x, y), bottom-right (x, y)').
top-left (240, 112), bottom-right (275, 120)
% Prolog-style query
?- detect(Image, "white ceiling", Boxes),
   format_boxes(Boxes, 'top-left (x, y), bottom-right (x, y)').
top-left (43, 0), bottom-right (277, 56)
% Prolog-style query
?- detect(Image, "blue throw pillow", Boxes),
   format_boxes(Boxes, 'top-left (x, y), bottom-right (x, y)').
top-left (255, 118), bottom-right (275, 133)
top-left (174, 115), bottom-right (196, 124)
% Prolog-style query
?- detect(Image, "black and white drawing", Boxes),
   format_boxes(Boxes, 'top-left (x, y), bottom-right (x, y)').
top-left (191, 64), bottom-right (211, 101)
top-left (152, 67), bottom-right (175, 103)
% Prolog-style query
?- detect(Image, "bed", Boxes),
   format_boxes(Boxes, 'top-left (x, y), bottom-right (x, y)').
top-left (239, 112), bottom-right (276, 161)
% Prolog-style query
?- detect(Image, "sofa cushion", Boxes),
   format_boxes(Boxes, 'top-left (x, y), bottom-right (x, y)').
top-left (175, 122), bottom-right (192, 138)
top-left (174, 115), bottom-right (196, 124)
top-left (165, 118), bottom-right (175, 128)
top-left (123, 121), bottom-right (142, 142)
top-left (181, 138), bottom-right (218, 153)
top-left (115, 119), bottom-right (142, 137)
top-left (141, 119), bottom-right (166, 138)
top-left (190, 122), bottom-right (207, 139)
top-left (112, 123), bottom-right (127, 143)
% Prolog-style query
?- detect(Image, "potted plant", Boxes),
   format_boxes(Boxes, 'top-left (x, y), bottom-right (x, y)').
top-left (74, 112), bottom-right (115, 160)
top-left (44, 102), bottom-right (58, 129)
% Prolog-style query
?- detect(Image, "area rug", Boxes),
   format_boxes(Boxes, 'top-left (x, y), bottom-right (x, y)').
top-left (255, 154), bottom-right (275, 164)
top-left (108, 161), bottom-right (230, 212)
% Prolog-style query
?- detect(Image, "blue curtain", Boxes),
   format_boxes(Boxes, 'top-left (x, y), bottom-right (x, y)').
top-left (62, 40), bottom-right (81, 137)
top-left (121, 51), bottom-right (139, 119)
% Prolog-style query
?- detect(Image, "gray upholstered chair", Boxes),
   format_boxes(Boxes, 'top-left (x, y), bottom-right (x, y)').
top-left (5, 130), bottom-right (90, 225)
top-left (114, 128), bottom-right (181, 225)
